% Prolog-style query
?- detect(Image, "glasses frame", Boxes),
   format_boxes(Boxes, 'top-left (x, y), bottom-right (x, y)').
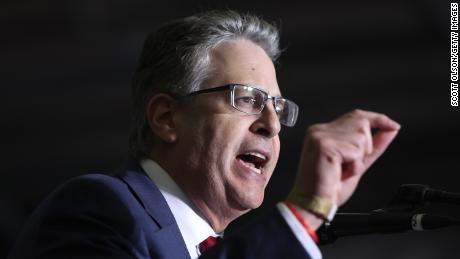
top-left (185, 84), bottom-right (298, 127)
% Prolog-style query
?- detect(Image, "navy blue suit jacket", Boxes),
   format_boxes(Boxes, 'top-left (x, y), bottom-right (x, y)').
top-left (9, 160), bottom-right (312, 259)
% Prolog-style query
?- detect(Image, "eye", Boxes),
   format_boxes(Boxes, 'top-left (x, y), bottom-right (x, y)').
top-left (235, 96), bottom-right (256, 105)
top-left (275, 99), bottom-right (286, 113)
top-left (275, 105), bottom-right (283, 113)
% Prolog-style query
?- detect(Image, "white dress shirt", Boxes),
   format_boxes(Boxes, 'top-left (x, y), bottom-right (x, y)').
top-left (140, 158), bottom-right (321, 259)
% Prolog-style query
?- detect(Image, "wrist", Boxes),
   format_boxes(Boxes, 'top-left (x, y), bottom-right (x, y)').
top-left (287, 190), bottom-right (338, 222)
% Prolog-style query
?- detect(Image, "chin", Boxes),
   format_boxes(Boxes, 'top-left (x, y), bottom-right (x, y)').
top-left (230, 190), bottom-right (265, 211)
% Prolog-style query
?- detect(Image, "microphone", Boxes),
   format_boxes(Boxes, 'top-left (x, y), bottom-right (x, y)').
top-left (387, 184), bottom-right (460, 210)
top-left (318, 211), bottom-right (460, 244)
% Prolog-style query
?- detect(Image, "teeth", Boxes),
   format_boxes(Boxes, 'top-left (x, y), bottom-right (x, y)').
top-left (245, 152), bottom-right (267, 160)
top-left (240, 160), bottom-right (262, 174)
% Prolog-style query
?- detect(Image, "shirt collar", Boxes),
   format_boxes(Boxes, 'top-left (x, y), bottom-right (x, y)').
top-left (140, 158), bottom-right (219, 259)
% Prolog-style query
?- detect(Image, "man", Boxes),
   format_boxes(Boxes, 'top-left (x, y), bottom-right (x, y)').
top-left (9, 10), bottom-right (400, 259)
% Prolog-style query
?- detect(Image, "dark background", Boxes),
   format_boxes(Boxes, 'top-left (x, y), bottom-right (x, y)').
top-left (2, 0), bottom-right (459, 258)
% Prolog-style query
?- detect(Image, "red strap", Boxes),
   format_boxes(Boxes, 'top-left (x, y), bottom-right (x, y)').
top-left (285, 202), bottom-right (319, 244)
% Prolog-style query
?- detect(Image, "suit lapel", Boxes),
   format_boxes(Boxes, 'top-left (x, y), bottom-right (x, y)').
top-left (117, 159), bottom-right (190, 259)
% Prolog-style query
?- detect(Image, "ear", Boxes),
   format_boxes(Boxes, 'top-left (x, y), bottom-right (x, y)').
top-left (146, 94), bottom-right (179, 143)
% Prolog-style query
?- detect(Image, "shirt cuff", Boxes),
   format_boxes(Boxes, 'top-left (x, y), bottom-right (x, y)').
top-left (277, 202), bottom-right (322, 259)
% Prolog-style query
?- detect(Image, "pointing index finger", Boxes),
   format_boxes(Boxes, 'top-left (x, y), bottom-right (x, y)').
top-left (353, 109), bottom-right (401, 132)
top-left (352, 110), bottom-right (401, 166)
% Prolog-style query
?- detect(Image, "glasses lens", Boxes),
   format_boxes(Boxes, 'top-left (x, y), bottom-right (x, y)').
top-left (233, 85), bottom-right (265, 114)
top-left (274, 98), bottom-right (286, 114)
top-left (232, 85), bottom-right (299, 127)
top-left (276, 98), bottom-right (298, 127)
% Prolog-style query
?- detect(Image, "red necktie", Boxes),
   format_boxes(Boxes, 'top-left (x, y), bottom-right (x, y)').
top-left (198, 236), bottom-right (220, 254)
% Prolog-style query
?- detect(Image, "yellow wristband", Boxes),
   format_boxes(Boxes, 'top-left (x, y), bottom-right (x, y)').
top-left (287, 193), bottom-right (337, 222)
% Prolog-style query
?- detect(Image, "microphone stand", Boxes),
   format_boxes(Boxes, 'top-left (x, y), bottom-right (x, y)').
top-left (318, 184), bottom-right (460, 245)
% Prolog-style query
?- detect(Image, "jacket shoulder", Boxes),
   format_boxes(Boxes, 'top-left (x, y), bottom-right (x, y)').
top-left (9, 173), bottom-right (156, 259)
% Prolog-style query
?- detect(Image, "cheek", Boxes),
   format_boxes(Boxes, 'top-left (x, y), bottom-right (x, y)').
top-left (192, 116), bottom-right (242, 166)
top-left (205, 116), bottom-right (254, 175)
top-left (176, 115), bottom-right (212, 169)
top-left (205, 117), bottom-right (241, 156)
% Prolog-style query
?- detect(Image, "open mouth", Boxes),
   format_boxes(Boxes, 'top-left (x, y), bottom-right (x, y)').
top-left (236, 152), bottom-right (268, 174)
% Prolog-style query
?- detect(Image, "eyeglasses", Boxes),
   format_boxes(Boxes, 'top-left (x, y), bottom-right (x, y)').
top-left (186, 84), bottom-right (299, 127)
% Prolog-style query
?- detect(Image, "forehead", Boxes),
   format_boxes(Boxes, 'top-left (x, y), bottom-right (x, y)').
top-left (205, 39), bottom-right (281, 96)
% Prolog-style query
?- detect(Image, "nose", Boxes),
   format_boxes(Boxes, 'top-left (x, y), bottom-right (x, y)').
top-left (249, 101), bottom-right (281, 138)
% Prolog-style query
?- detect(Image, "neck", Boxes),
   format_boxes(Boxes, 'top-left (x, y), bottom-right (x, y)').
top-left (186, 193), bottom-right (237, 233)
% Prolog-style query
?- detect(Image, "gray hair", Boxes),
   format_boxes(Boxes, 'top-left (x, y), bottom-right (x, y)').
top-left (129, 10), bottom-right (281, 158)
